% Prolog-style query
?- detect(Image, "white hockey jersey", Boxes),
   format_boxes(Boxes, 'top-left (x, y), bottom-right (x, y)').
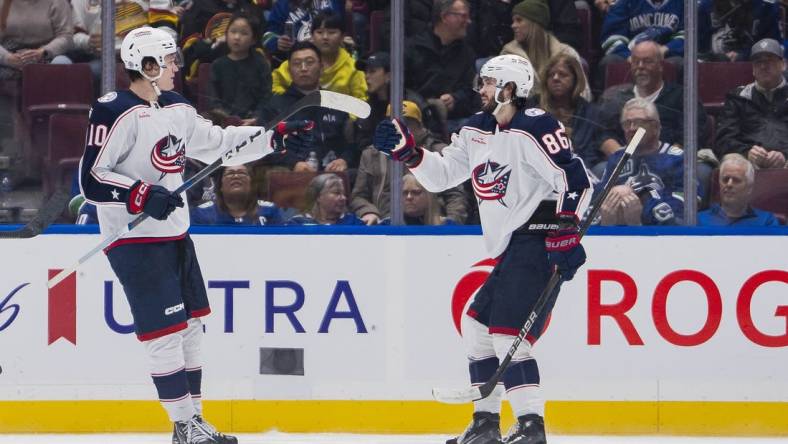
top-left (411, 109), bottom-right (593, 257)
top-left (80, 90), bottom-right (274, 249)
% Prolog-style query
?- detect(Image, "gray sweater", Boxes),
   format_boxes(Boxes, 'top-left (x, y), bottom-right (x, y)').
top-left (0, 0), bottom-right (73, 64)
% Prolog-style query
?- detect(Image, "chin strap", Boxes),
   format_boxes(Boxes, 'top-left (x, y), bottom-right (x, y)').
top-left (140, 70), bottom-right (164, 96)
top-left (492, 87), bottom-right (512, 118)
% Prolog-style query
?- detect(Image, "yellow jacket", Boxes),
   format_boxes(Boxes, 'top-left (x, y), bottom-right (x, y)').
top-left (272, 47), bottom-right (367, 100)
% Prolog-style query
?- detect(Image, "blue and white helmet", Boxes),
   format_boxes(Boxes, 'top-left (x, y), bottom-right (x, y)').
top-left (479, 54), bottom-right (535, 103)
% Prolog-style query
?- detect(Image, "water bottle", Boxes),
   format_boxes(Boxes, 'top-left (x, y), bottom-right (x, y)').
top-left (306, 151), bottom-right (319, 171)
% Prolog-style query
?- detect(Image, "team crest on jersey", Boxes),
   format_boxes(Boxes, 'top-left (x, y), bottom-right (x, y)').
top-left (472, 160), bottom-right (511, 206)
top-left (150, 134), bottom-right (186, 179)
top-left (98, 92), bottom-right (117, 103)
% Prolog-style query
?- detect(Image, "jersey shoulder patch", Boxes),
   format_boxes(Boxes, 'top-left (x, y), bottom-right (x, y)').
top-left (509, 107), bottom-right (562, 139)
top-left (524, 108), bottom-right (546, 117)
top-left (97, 91), bottom-right (118, 103)
top-left (89, 90), bottom-right (146, 127)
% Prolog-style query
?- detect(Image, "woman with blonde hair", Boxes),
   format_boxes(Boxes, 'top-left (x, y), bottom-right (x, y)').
top-left (501, 0), bottom-right (591, 100)
top-left (380, 173), bottom-right (457, 225)
top-left (530, 52), bottom-right (603, 174)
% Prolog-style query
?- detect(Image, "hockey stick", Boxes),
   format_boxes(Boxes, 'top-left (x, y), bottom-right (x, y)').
top-left (0, 188), bottom-right (71, 239)
top-left (47, 90), bottom-right (370, 288)
top-left (432, 127), bottom-right (646, 404)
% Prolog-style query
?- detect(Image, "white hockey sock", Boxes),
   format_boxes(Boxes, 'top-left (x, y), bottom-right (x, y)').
top-left (462, 315), bottom-right (504, 414)
top-left (145, 332), bottom-right (195, 422)
top-left (182, 318), bottom-right (204, 416)
top-left (492, 334), bottom-right (544, 418)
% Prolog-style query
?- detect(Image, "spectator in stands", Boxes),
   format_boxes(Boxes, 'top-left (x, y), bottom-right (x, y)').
top-left (597, 40), bottom-right (706, 175)
top-left (272, 11), bottom-right (366, 100)
top-left (502, 0), bottom-right (591, 100)
top-left (350, 100), bottom-right (467, 225)
top-left (698, 0), bottom-right (781, 62)
top-left (698, 153), bottom-right (780, 226)
top-left (191, 164), bottom-right (291, 225)
top-left (346, 0), bottom-right (369, 55)
top-left (379, 174), bottom-right (458, 225)
top-left (528, 53), bottom-right (602, 173)
top-left (353, 52), bottom-right (426, 150)
top-left (263, 0), bottom-right (343, 66)
top-left (179, 0), bottom-right (263, 44)
top-left (180, 0), bottom-right (265, 80)
top-left (287, 173), bottom-right (364, 225)
top-left (716, 38), bottom-right (788, 169)
top-left (208, 13), bottom-right (271, 126)
top-left (70, 0), bottom-right (182, 83)
top-left (598, 98), bottom-right (685, 226)
top-left (597, 0), bottom-right (684, 92)
top-left (404, 0), bottom-right (478, 128)
top-left (258, 41), bottom-right (357, 173)
top-left (379, 0), bottom-right (433, 53)
top-left (0, 0), bottom-right (73, 79)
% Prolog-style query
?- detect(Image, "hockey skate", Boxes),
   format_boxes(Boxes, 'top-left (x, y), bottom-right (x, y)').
top-left (503, 414), bottom-right (546, 444)
top-left (172, 415), bottom-right (238, 444)
top-left (446, 411), bottom-right (502, 444)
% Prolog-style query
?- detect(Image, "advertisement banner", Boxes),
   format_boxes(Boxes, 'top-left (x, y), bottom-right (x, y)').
top-left (0, 234), bottom-right (786, 406)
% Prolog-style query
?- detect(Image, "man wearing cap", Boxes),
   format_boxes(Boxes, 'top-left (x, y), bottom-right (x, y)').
top-left (350, 100), bottom-right (468, 225)
top-left (717, 38), bottom-right (788, 169)
top-left (354, 52), bottom-right (426, 149)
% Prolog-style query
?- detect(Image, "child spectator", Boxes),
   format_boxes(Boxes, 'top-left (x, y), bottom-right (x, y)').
top-left (272, 10), bottom-right (366, 100)
top-left (263, 0), bottom-right (343, 65)
top-left (208, 13), bottom-right (272, 125)
top-left (287, 173), bottom-right (364, 225)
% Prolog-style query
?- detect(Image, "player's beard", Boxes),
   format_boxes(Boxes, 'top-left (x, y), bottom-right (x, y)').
top-left (481, 95), bottom-right (497, 113)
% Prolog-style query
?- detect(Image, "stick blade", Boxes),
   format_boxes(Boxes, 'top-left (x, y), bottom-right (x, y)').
top-left (432, 386), bottom-right (482, 404)
top-left (319, 90), bottom-right (371, 118)
top-left (625, 127), bottom-right (646, 155)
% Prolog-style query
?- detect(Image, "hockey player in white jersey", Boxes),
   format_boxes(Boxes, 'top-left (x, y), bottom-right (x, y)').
top-left (373, 55), bottom-right (592, 444)
top-left (79, 27), bottom-right (312, 444)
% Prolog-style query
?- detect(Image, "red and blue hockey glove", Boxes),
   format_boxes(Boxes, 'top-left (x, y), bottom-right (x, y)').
top-left (545, 213), bottom-right (586, 281)
top-left (373, 118), bottom-right (423, 166)
top-left (271, 120), bottom-right (315, 159)
top-left (127, 180), bottom-right (184, 221)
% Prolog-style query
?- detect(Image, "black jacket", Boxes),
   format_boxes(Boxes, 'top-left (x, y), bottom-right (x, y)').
top-left (715, 82), bottom-right (788, 158)
top-left (404, 31), bottom-right (479, 119)
top-left (258, 87), bottom-right (357, 169)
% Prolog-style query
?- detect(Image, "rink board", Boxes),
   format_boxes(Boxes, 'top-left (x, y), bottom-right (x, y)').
top-left (0, 232), bottom-right (786, 435)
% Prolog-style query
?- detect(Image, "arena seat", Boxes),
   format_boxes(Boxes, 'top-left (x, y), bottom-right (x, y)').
top-left (267, 170), bottom-right (349, 211)
top-left (697, 62), bottom-right (753, 115)
top-left (43, 113), bottom-right (89, 194)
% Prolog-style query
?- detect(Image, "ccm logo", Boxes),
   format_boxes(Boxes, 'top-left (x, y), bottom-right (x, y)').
top-left (164, 303), bottom-right (184, 316)
top-left (134, 183), bottom-right (149, 207)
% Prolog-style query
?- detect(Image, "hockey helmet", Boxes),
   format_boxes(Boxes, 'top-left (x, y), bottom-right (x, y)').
top-left (120, 26), bottom-right (180, 74)
top-left (478, 54), bottom-right (535, 104)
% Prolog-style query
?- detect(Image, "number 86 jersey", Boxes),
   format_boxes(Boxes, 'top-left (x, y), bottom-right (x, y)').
top-left (409, 108), bottom-right (593, 257)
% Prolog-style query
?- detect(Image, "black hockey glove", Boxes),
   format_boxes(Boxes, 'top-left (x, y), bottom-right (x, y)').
top-left (270, 120), bottom-right (315, 159)
top-left (373, 118), bottom-right (423, 166)
top-left (127, 180), bottom-right (184, 221)
top-left (545, 213), bottom-right (586, 281)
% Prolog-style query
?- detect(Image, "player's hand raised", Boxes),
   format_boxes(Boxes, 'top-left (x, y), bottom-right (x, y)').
top-left (270, 120), bottom-right (315, 159)
top-left (127, 181), bottom-right (184, 220)
top-left (373, 118), bottom-right (422, 166)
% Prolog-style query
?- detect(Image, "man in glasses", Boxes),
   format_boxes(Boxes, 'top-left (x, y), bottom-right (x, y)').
top-left (598, 97), bottom-right (686, 226)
